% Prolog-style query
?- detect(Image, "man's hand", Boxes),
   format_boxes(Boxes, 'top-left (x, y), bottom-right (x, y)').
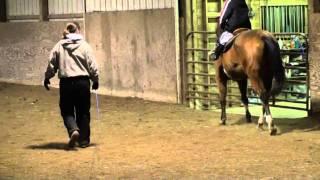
top-left (92, 81), bottom-right (99, 90)
top-left (44, 78), bottom-right (50, 91)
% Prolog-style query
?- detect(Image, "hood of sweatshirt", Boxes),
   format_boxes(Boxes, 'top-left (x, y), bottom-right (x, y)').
top-left (61, 33), bottom-right (84, 51)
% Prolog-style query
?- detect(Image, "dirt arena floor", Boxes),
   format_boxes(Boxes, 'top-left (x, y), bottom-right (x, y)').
top-left (0, 82), bottom-right (320, 179)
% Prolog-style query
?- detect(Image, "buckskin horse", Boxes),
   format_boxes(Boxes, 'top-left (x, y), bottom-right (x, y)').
top-left (213, 29), bottom-right (285, 135)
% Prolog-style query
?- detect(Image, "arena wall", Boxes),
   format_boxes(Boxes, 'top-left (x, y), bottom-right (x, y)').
top-left (0, 21), bottom-right (67, 85)
top-left (85, 9), bottom-right (177, 102)
top-left (0, 9), bottom-right (177, 103)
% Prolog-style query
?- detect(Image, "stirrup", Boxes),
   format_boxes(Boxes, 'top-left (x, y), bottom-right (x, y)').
top-left (209, 51), bottom-right (218, 61)
top-left (209, 52), bottom-right (220, 61)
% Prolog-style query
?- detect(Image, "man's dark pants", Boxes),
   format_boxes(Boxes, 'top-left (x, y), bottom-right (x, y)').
top-left (59, 76), bottom-right (91, 144)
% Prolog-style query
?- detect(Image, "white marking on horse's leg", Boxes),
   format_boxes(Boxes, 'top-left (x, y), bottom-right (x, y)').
top-left (257, 112), bottom-right (264, 130)
top-left (258, 112), bottom-right (264, 124)
top-left (266, 115), bottom-right (277, 135)
top-left (266, 115), bottom-right (272, 127)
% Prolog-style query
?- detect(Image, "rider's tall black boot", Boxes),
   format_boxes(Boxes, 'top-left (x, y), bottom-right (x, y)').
top-left (210, 43), bottom-right (224, 61)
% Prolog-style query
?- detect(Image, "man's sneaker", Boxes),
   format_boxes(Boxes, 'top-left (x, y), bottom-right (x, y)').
top-left (68, 130), bottom-right (79, 148)
top-left (79, 140), bottom-right (90, 148)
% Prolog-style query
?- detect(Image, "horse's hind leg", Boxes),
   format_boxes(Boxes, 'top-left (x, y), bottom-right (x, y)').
top-left (250, 78), bottom-right (277, 135)
top-left (257, 106), bottom-right (265, 130)
top-left (237, 80), bottom-right (251, 123)
top-left (260, 92), bottom-right (277, 135)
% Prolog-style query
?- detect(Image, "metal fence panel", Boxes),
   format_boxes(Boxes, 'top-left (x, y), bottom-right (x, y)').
top-left (261, 5), bottom-right (308, 33)
top-left (48, 0), bottom-right (83, 15)
top-left (6, 0), bottom-right (39, 16)
top-left (85, 0), bottom-right (174, 12)
top-left (5, 0), bottom-right (175, 20)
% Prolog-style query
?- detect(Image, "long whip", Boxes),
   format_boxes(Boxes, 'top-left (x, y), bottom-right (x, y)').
top-left (94, 90), bottom-right (100, 120)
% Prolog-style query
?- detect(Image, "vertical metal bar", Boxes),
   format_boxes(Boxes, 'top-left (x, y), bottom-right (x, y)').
top-left (24, 0), bottom-right (27, 15)
top-left (68, 0), bottom-right (72, 14)
top-left (27, 0), bottom-right (31, 15)
top-left (64, 0), bottom-right (68, 14)
top-left (39, 0), bottom-right (48, 21)
top-left (48, 0), bottom-right (52, 15)
top-left (202, 0), bottom-right (209, 108)
top-left (33, 0), bottom-right (37, 15)
top-left (0, 0), bottom-right (6, 21)
top-left (288, 6), bottom-right (291, 32)
top-left (57, 0), bottom-right (60, 14)
top-left (281, 6), bottom-right (285, 32)
top-left (275, 6), bottom-right (279, 32)
top-left (79, 0), bottom-right (84, 13)
top-left (288, 6), bottom-right (290, 32)
top-left (79, 0), bottom-right (83, 13)
top-left (83, 0), bottom-right (86, 36)
top-left (305, 5), bottom-right (308, 33)
top-left (71, 0), bottom-right (74, 14)
top-left (271, 7), bottom-right (274, 32)
top-left (261, 6), bottom-right (264, 30)
top-left (293, 7), bottom-right (296, 32)
top-left (190, 0), bottom-right (195, 108)
top-left (301, 6), bottom-right (304, 33)
top-left (25, 0), bottom-right (29, 15)
top-left (266, 6), bottom-right (269, 31)
top-left (15, 0), bottom-right (19, 16)
top-left (297, 6), bottom-right (299, 32)
top-left (295, 6), bottom-right (297, 32)
top-left (300, 5), bottom-right (304, 33)
top-left (290, 6), bottom-right (294, 32)
top-left (10, 0), bottom-right (14, 16)
top-left (302, 33), bottom-right (310, 115)
top-left (180, 0), bottom-right (187, 103)
top-left (21, 0), bottom-right (24, 15)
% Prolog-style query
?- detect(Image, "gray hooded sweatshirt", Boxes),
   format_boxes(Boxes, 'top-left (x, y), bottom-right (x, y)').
top-left (45, 33), bottom-right (99, 82)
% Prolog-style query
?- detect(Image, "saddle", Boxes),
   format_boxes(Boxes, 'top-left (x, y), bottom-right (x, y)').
top-left (223, 28), bottom-right (250, 53)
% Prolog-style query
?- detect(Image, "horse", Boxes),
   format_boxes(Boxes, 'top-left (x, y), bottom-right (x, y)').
top-left (213, 29), bottom-right (285, 135)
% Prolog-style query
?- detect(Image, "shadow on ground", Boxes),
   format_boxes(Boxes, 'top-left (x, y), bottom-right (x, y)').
top-left (228, 112), bottom-right (320, 135)
top-left (26, 142), bottom-right (97, 151)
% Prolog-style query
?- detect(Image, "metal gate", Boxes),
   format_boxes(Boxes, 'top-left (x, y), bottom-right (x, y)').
top-left (183, 0), bottom-right (311, 114)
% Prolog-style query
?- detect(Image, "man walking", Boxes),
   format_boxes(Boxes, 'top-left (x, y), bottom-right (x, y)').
top-left (44, 22), bottom-right (99, 148)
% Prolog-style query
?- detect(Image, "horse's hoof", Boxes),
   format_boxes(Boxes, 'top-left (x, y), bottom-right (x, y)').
top-left (269, 127), bottom-right (277, 136)
top-left (219, 120), bottom-right (226, 125)
top-left (257, 123), bottom-right (264, 130)
top-left (246, 114), bottom-right (252, 123)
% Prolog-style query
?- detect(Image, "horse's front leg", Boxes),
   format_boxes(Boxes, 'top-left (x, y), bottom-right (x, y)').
top-left (216, 68), bottom-right (228, 125)
top-left (260, 93), bottom-right (277, 135)
top-left (220, 96), bottom-right (227, 125)
top-left (237, 80), bottom-right (251, 123)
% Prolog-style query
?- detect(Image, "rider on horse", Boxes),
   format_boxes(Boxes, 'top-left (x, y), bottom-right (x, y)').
top-left (210, 0), bottom-right (252, 61)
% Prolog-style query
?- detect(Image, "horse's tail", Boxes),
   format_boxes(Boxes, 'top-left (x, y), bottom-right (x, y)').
top-left (263, 34), bottom-right (285, 96)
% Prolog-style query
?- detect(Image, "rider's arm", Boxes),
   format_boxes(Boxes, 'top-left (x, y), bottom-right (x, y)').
top-left (220, 0), bottom-right (234, 30)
